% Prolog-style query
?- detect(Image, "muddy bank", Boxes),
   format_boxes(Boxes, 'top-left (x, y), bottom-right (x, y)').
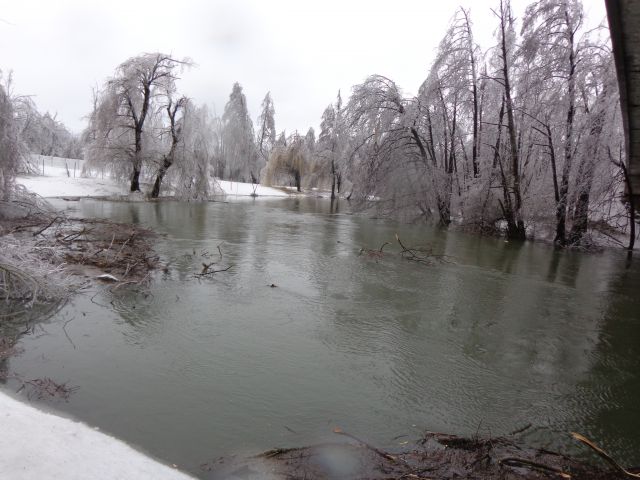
top-left (200, 430), bottom-right (638, 480)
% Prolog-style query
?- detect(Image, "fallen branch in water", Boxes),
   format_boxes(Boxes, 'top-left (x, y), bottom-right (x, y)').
top-left (571, 432), bottom-right (640, 478)
top-left (395, 234), bottom-right (453, 265)
top-left (194, 265), bottom-right (233, 277)
top-left (359, 241), bottom-right (390, 261)
top-left (499, 457), bottom-right (571, 478)
top-left (12, 374), bottom-right (79, 401)
top-left (202, 429), bottom-right (616, 479)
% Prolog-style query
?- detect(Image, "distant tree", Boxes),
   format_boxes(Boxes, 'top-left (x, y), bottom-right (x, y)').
top-left (15, 98), bottom-right (81, 160)
top-left (86, 53), bottom-right (191, 192)
top-left (221, 83), bottom-right (260, 182)
top-left (256, 92), bottom-right (276, 165)
top-left (263, 132), bottom-right (307, 191)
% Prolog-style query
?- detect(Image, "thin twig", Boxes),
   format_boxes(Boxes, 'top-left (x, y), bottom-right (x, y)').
top-left (62, 318), bottom-right (76, 349)
top-left (333, 427), bottom-right (400, 464)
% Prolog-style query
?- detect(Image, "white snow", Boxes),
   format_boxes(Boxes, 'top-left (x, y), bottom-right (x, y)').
top-left (0, 391), bottom-right (194, 480)
top-left (16, 155), bottom-right (291, 199)
top-left (215, 179), bottom-right (289, 197)
top-left (16, 169), bottom-right (125, 198)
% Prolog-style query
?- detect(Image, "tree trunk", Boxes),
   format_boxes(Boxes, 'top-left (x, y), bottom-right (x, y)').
top-left (151, 159), bottom-right (172, 198)
top-left (295, 170), bottom-right (301, 192)
top-left (554, 9), bottom-right (577, 247)
top-left (568, 112), bottom-right (603, 245)
top-left (331, 159), bottom-right (336, 200)
top-left (499, 0), bottom-right (525, 240)
top-left (130, 164), bottom-right (142, 192)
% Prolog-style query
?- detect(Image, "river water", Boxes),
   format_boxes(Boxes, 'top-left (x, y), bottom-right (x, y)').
top-left (2, 198), bottom-right (639, 474)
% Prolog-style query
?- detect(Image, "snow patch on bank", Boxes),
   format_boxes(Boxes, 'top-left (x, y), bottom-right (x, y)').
top-left (0, 391), bottom-right (194, 479)
top-left (216, 179), bottom-right (289, 197)
top-left (16, 155), bottom-right (290, 199)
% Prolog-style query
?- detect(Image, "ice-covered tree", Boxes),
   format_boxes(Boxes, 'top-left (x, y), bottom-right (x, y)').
top-left (150, 94), bottom-right (188, 198)
top-left (317, 92), bottom-right (348, 199)
top-left (256, 92), bottom-right (276, 165)
top-left (521, 0), bottom-right (585, 245)
top-left (17, 102), bottom-right (81, 160)
top-left (171, 102), bottom-right (222, 200)
top-left (0, 72), bottom-right (26, 200)
top-left (86, 53), bottom-right (191, 192)
top-left (263, 131), bottom-right (307, 192)
top-left (220, 83), bottom-right (260, 182)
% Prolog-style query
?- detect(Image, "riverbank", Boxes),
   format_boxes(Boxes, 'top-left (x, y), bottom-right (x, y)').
top-left (202, 429), bottom-right (628, 479)
top-left (0, 391), bottom-right (194, 480)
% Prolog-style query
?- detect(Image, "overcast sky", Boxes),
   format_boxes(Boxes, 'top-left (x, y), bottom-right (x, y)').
top-left (0, 0), bottom-right (606, 135)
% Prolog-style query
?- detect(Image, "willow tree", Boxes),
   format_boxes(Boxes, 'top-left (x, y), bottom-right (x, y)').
top-left (172, 103), bottom-right (222, 200)
top-left (263, 132), bottom-right (307, 191)
top-left (87, 53), bottom-right (191, 192)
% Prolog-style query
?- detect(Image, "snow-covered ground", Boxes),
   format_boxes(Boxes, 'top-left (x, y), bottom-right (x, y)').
top-left (17, 166), bottom-right (125, 198)
top-left (216, 179), bottom-right (288, 197)
top-left (16, 155), bottom-right (291, 199)
top-left (0, 392), bottom-right (194, 480)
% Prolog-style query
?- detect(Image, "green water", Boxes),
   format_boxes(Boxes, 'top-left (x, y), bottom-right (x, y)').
top-left (2, 197), bottom-right (639, 475)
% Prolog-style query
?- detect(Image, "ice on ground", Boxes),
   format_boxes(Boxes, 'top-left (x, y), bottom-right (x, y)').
top-left (0, 391), bottom-right (194, 479)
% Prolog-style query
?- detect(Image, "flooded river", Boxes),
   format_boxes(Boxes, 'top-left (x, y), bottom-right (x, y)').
top-left (2, 198), bottom-right (639, 475)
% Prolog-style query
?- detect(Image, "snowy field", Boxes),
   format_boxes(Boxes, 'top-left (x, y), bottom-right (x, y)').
top-left (0, 392), bottom-right (194, 480)
top-left (16, 155), bottom-right (291, 199)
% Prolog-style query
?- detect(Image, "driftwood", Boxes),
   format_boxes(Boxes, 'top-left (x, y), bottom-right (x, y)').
top-left (395, 234), bottom-right (453, 265)
top-left (199, 429), bottom-right (636, 480)
top-left (193, 243), bottom-right (233, 277)
top-left (359, 235), bottom-right (454, 266)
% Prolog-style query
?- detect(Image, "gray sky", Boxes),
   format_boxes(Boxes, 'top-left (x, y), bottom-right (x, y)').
top-left (0, 0), bottom-right (606, 135)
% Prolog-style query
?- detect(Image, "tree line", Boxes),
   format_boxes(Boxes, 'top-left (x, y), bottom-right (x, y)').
top-left (0, 0), bottom-right (633, 247)
top-left (340, 0), bottom-right (627, 246)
